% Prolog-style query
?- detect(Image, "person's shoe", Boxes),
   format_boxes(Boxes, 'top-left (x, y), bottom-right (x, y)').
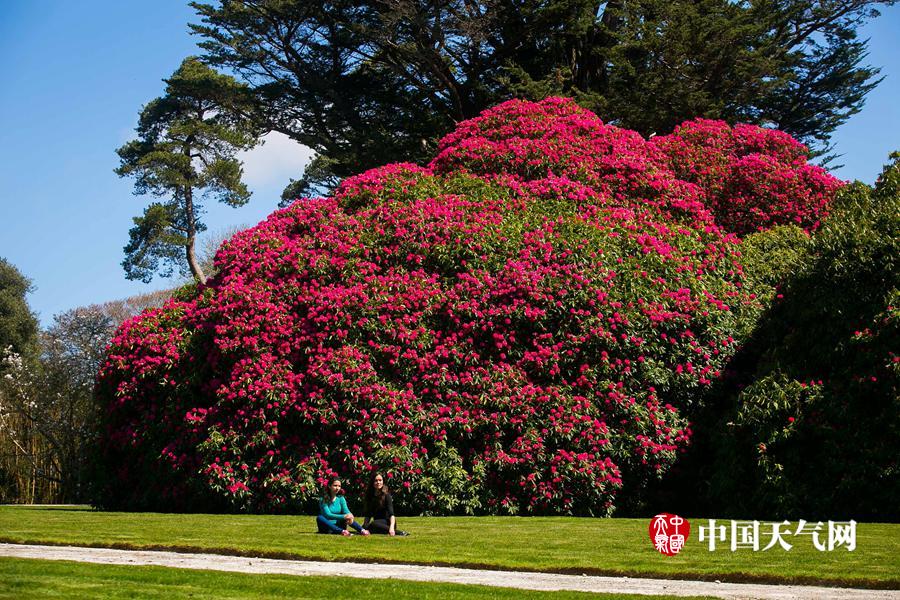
top-left (341, 530), bottom-right (352, 537)
top-left (396, 530), bottom-right (410, 536)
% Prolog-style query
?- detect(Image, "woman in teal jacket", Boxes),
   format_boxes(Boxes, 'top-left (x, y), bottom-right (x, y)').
top-left (316, 477), bottom-right (370, 536)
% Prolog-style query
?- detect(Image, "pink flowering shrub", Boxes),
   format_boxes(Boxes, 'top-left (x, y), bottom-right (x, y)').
top-left (93, 98), bottom-right (797, 515)
top-left (653, 119), bottom-right (843, 235)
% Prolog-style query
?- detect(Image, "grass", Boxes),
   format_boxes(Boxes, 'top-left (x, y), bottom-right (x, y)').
top-left (0, 557), bottom-right (708, 600)
top-left (0, 506), bottom-right (897, 589)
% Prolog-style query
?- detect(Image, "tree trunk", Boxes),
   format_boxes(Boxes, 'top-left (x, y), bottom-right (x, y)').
top-left (589, 0), bottom-right (626, 90)
top-left (30, 436), bottom-right (36, 503)
top-left (183, 186), bottom-right (208, 285)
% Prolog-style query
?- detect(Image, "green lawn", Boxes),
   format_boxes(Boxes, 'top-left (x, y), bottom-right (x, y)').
top-left (0, 557), bottom-right (707, 600)
top-left (0, 506), bottom-right (897, 588)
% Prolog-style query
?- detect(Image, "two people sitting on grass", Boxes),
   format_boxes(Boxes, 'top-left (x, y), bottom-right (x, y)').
top-left (316, 477), bottom-right (370, 536)
top-left (315, 472), bottom-right (409, 537)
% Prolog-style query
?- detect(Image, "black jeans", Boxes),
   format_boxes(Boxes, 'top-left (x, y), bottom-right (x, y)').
top-left (367, 518), bottom-right (392, 534)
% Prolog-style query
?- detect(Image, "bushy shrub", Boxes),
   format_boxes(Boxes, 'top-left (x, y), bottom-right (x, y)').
top-left (95, 98), bottom-right (838, 515)
top-left (705, 155), bottom-right (900, 520)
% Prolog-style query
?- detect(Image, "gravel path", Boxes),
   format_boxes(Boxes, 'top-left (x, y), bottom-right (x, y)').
top-left (1, 543), bottom-right (897, 599)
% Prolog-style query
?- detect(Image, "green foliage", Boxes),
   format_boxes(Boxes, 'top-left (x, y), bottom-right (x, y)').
top-left (116, 57), bottom-right (261, 283)
top-left (120, 203), bottom-right (190, 283)
top-left (403, 442), bottom-right (484, 516)
top-left (740, 226), bottom-right (813, 294)
top-left (190, 0), bottom-right (893, 194)
top-left (733, 225), bottom-right (813, 338)
top-left (280, 155), bottom-right (343, 204)
top-left (0, 258), bottom-right (38, 360)
top-left (705, 154), bottom-right (900, 520)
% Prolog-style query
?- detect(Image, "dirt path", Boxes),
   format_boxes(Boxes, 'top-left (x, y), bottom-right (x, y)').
top-left (1, 543), bottom-right (897, 599)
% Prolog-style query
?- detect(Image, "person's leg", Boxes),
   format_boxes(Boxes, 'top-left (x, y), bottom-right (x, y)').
top-left (316, 515), bottom-right (346, 534)
top-left (368, 519), bottom-right (391, 534)
top-left (348, 519), bottom-right (364, 533)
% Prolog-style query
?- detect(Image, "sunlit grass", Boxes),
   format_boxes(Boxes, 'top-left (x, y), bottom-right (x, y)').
top-left (0, 557), bottom-right (707, 600)
top-left (0, 506), bottom-right (897, 587)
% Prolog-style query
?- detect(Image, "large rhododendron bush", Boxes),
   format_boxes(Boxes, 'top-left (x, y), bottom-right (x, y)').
top-left (94, 98), bottom-right (842, 514)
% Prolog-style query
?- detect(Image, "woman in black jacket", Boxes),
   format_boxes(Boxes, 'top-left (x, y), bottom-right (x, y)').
top-left (362, 471), bottom-right (409, 536)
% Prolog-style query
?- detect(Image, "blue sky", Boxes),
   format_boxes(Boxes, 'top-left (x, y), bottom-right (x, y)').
top-left (0, 2), bottom-right (898, 326)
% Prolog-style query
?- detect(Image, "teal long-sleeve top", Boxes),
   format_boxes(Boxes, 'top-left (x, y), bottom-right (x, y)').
top-left (319, 495), bottom-right (349, 524)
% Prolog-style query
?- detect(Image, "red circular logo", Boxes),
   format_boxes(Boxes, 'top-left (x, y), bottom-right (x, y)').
top-left (649, 513), bottom-right (690, 556)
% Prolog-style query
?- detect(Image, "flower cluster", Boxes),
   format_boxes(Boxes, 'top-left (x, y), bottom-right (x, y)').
top-left (95, 98), bottom-right (825, 515)
top-left (652, 119), bottom-right (843, 235)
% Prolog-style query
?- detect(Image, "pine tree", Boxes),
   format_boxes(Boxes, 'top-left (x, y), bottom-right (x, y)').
top-left (116, 57), bottom-right (261, 284)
